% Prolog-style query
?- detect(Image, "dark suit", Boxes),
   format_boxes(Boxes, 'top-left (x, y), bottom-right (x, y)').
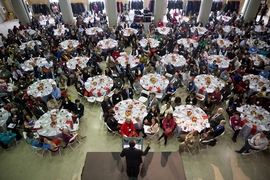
top-left (166, 64), bottom-right (176, 75)
top-left (122, 88), bottom-right (133, 100)
top-left (112, 93), bottom-right (122, 105)
top-left (73, 103), bottom-right (84, 119)
top-left (101, 100), bottom-right (113, 112)
top-left (120, 145), bottom-right (150, 177)
top-left (209, 113), bottom-right (224, 128)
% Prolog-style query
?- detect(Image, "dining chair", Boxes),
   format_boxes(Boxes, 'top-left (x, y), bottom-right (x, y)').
top-left (249, 147), bottom-right (268, 157)
top-left (71, 118), bottom-right (80, 132)
top-left (86, 96), bottom-right (96, 106)
top-left (31, 146), bottom-right (44, 157)
top-left (95, 95), bottom-right (105, 106)
top-left (146, 127), bottom-right (160, 141)
top-left (99, 112), bottom-right (106, 129)
top-left (67, 134), bottom-right (81, 151)
top-left (186, 143), bottom-right (200, 155)
top-left (105, 123), bottom-right (121, 139)
top-left (138, 90), bottom-right (150, 104)
top-left (7, 138), bottom-right (18, 149)
top-left (165, 73), bottom-right (173, 79)
top-left (46, 146), bottom-right (62, 158)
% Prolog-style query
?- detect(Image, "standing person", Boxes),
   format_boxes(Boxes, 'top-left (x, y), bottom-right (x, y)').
top-left (120, 140), bottom-right (151, 179)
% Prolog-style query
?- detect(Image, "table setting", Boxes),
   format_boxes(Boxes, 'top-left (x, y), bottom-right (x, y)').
top-left (207, 55), bottom-right (231, 69)
top-left (19, 40), bottom-right (41, 50)
top-left (242, 74), bottom-right (270, 92)
top-left (161, 53), bottom-right (186, 69)
top-left (35, 109), bottom-right (73, 137)
top-left (59, 40), bottom-right (80, 49)
top-left (114, 99), bottom-right (148, 124)
top-left (116, 55), bottom-right (140, 69)
top-left (176, 16), bottom-right (190, 23)
top-left (0, 108), bottom-right (10, 128)
top-left (21, 57), bottom-right (48, 71)
top-left (53, 27), bottom-right (68, 36)
top-left (121, 28), bottom-right (138, 36)
top-left (85, 27), bottom-right (103, 35)
top-left (222, 26), bottom-right (244, 35)
top-left (140, 73), bottom-right (169, 93)
top-left (214, 38), bottom-right (233, 48)
top-left (246, 39), bottom-right (268, 49)
top-left (39, 17), bottom-right (55, 26)
top-left (173, 105), bottom-right (209, 132)
top-left (177, 38), bottom-right (198, 48)
top-left (139, 38), bottom-right (160, 48)
top-left (216, 15), bottom-right (232, 22)
top-left (83, 16), bottom-right (100, 24)
top-left (194, 74), bottom-right (225, 94)
top-left (84, 75), bottom-right (114, 97)
top-left (249, 54), bottom-right (270, 66)
top-left (97, 39), bottom-right (118, 50)
top-left (254, 25), bottom-right (268, 33)
top-left (19, 29), bottom-right (36, 36)
top-left (66, 56), bottom-right (89, 70)
top-left (190, 27), bottom-right (208, 35)
top-left (27, 79), bottom-right (56, 98)
top-left (237, 105), bottom-right (270, 139)
top-left (156, 27), bottom-right (172, 35)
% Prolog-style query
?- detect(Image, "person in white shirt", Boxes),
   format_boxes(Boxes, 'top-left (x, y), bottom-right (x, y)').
top-left (235, 131), bottom-right (268, 155)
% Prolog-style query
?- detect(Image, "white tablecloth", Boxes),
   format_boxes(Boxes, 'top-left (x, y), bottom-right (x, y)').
top-left (114, 99), bottom-right (148, 124)
top-left (174, 105), bottom-right (209, 132)
top-left (222, 26), bottom-right (244, 35)
top-left (19, 40), bottom-right (41, 50)
top-left (85, 27), bottom-right (103, 35)
top-left (66, 57), bottom-right (89, 70)
top-left (39, 18), bottom-right (55, 26)
top-left (27, 79), bottom-right (56, 98)
top-left (97, 39), bottom-right (118, 50)
top-left (121, 28), bottom-right (138, 36)
top-left (116, 55), bottom-right (139, 69)
top-left (254, 25), bottom-right (268, 33)
top-left (177, 38), bottom-right (198, 48)
top-left (214, 38), bottom-right (232, 47)
top-left (156, 27), bottom-right (172, 35)
top-left (140, 73), bottom-right (169, 93)
top-left (0, 108), bottom-right (10, 128)
top-left (190, 27), bottom-right (208, 35)
top-left (176, 16), bottom-right (189, 23)
top-left (53, 28), bottom-right (68, 36)
top-left (21, 57), bottom-right (47, 71)
top-left (161, 53), bottom-right (186, 68)
top-left (246, 39), bottom-right (268, 49)
top-left (19, 29), bottom-right (36, 36)
top-left (194, 74), bottom-right (225, 93)
top-left (36, 109), bottom-right (73, 137)
top-left (207, 55), bottom-right (231, 69)
top-left (139, 38), bottom-right (160, 48)
top-left (216, 16), bottom-right (231, 22)
top-left (59, 40), bottom-right (80, 49)
top-left (84, 75), bottom-right (114, 97)
top-left (243, 74), bottom-right (270, 92)
top-left (83, 17), bottom-right (100, 24)
top-left (250, 54), bottom-right (270, 66)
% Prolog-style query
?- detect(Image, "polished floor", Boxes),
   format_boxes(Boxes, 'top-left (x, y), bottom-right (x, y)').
top-left (0, 19), bottom-right (270, 180)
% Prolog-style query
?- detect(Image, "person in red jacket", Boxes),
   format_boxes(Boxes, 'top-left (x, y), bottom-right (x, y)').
top-left (120, 118), bottom-right (136, 137)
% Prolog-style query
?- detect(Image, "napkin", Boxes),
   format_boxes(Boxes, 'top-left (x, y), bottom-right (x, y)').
top-left (89, 88), bottom-right (96, 96)
top-left (148, 86), bottom-right (153, 91)
top-left (250, 125), bottom-right (257, 135)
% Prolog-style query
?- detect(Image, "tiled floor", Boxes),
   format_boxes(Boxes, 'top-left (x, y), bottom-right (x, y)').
top-left (0, 19), bottom-right (270, 180)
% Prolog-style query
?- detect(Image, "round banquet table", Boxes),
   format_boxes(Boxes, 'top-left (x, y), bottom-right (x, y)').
top-left (19, 29), bottom-right (36, 36)
top-left (114, 99), bottom-right (148, 124)
top-left (177, 38), bottom-right (198, 48)
top-left (207, 55), bottom-right (231, 69)
top-left (176, 16), bottom-right (190, 23)
top-left (39, 18), bottom-right (55, 26)
top-left (214, 38), bottom-right (232, 48)
top-left (116, 55), bottom-right (139, 69)
top-left (0, 108), bottom-right (11, 129)
top-left (121, 28), bottom-right (138, 36)
top-left (194, 74), bottom-right (225, 94)
top-left (83, 16), bottom-right (100, 24)
top-left (237, 105), bottom-right (270, 139)
top-left (21, 57), bottom-right (47, 71)
top-left (60, 40), bottom-right (80, 49)
top-left (249, 54), bottom-right (270, 66)
top-left (242, 74), bottom-right (270, 93)
top-left (254, 25), bottom-right (268, 33)
top-left (27, 79), bottom-right (56, 98)
top-left (53, 27), bottom-right (68, 36)
top-left (246, 39), bottom-right (268, 49)
top-left (19, 40), bottom-right (41, 50)
top-left (85, 27), bottom-right (103, 35)
top-left (97, 39), bottom-right (118, 50)
top-left (222, 26), bottom-right (244, 35)
top-left (66, 57), bottom-right (89, 70)
top-left (140, 73), bottom-right (169, 93)
top-left (35, 109), bottom-right (73, 138)
top-left (173, 105), bottom-right (210, 132)
top-left (84, 75), bottom-right (114, 97)
top-left (139, 38), bottom-right (160, 48)
top-left (161, 53), bottom-right (186, 70)
top-left (216, 15), bottom-right (231, 22)
top-left (190, 27), bottom-right (208, 35)
top-left (156, 27), bottom-right (172, 35)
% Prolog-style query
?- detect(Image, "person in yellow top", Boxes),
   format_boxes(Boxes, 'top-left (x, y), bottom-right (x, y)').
top-left (139, 53), bottom-right (148, 66)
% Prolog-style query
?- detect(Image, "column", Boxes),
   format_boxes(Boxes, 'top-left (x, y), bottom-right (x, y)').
top-left (59, 0), bottom-right (74, 25)
top-left (197, 0), bottom-right (213, 25)
top-left (105, 0), bottom-right (117, 27)
top-left (10, 0), bottom-right (30, 25)
top-left (154, 0), bottom-right (168, 25)
top-left (243, 0), bottom-right (261, 22)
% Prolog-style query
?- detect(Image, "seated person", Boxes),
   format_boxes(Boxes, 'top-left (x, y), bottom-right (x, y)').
top-left (26, 132), bottom-right (40, 146)
top-left (47, 95), bottom-right (59, 110)
top-left (230, 112), bottom-right (242, 142)
top-left (24, 114), bottom-right (36, 132)
top-left (0, 126), bottom-right (22, 150)
top-left (159, 101), bottom-right (174, 123)
top-left (208, 108), bottom-right (224, 128)
top-left (39, 137), bottom-right (58, 150)
top-left (179, 130), bottom-right (200, 152)
top-left (75, 83), bottom-right (84, 95)
top-left (200, 129), bottom-right (215, 145)
top-left (62, 127), bottom-right (86, 147)
top-left (101, 96), bottom-right (113, 112)
top-left (235, 131), bottom-right (268, 155)
top-left (112, 89), bottom-right (122, 106)
top-left (213, 120), bottom-right (226, 137)
top-left (185, 92), bottom-right (197, 105)
top-left (161, 83), bottom-right (176, 103)
top-left (51, 83), bottom-right (61, 100)
top-left (60, 96), bottom-right (74, 112)
top-left (106, 114), bottom-right (120, 132)
top-left (133, 79), bottom-right (142, 95)
top-left (121, 84), bottom-right (133, 100)
top-left (258, 66), bottom-right (269, 78)
top-left (171, 96), bottom-right (182, 108)
top-left (143, 105), bottom-right (158, 125)
top-left (72, 99), bottom-right (84, 120)
top-left (202, 96), bottom-right (213, 115)
top-left (142, 117), bottom-right (159, 138)
top-left (120, 118), bottom-right (136, 137)
top-left (210, 87), bottom-right (222, 104)
top-left (158, 113), bottom-right (176, 145)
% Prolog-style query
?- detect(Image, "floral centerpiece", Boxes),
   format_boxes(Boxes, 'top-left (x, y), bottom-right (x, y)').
top-left (150, 77), bottom-right (156, 84)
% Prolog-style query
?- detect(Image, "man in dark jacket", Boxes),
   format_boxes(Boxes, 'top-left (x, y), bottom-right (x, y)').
top-left (120, 140), bottom-right (150, 178)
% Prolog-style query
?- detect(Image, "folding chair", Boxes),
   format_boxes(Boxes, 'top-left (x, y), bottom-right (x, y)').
top-left (95, 95), bottom-right (105, 106)
top-left (67, 134), bottom-right (81, 151)
top-left (165, 73), bottom-right (173, 79)
top-left (7, 138), bottom-right (18, 149)
top-left (146, 127), bottom-right (160, 141)
top-left (105, 123), bottom-right (121, 139)
top-left (249, 147), bottom-right (268, 157)
top-left (87, 96), bottom-right (96, 106)
top-left (138, 90), bottom-right (150, 104)
top-left (71, 118), bottom-right (80, 132)
top-left (100, 112), bottom-right (106, 129)
top-left (31, 146), bottom-right (44, 157)
top-left (186, 142), bottom-right (200, 155)
top-left (46, 146), bottom-right (62, 158)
